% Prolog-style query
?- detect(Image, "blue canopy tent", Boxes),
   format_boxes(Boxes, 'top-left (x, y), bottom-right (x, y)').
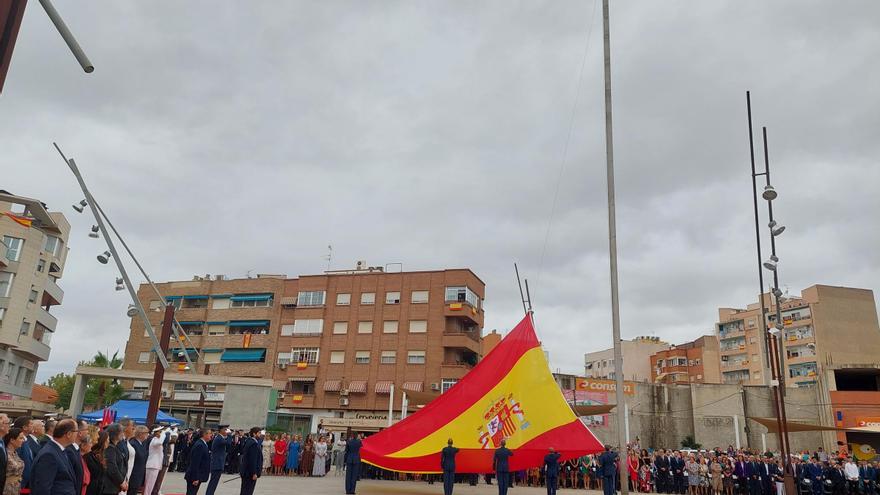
top-left (77, 400), bottom-right (184, 425)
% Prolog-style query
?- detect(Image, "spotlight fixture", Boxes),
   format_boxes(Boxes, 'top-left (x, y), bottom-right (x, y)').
top-left (88, 225), bottom-right (100, 238)
top-left (762, 255), bottom-right (778, 271)
top-left (762, 184), bottom-right (778, 201)
top-left (97, 251), bottom-right (111, 264)
top-left (772, 288), bottom-right (783, 298)
top-left (115, 277), bottom-right (125, 291)
top-left (126, 305), bottom-right (138, 317)
top-left (72, 199), bottom-right (87, 213)
top-left (768, 220), bottom-right (786, 237)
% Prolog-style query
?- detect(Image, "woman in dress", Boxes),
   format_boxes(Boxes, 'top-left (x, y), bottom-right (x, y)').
top-left (273, 434), bottom-right (288, 475)
top-left (722, 458), bottom-right (735, 495)
top-left (332, 435), bottom-right (346, 475)
top-left (699, 456), bottom-right (710, 495)
top-left (3, 428), bottom-right (24, 495)
top-left (687, 454), bottom-right (701, 495)
top-left (84, 431), bottom-right (108, 495)
top-left (299, 437), bottom-right (315, 476)
top-left (286, 435), bottom-right (301, 476)
top-left (313, 436), bottom-right (328, 476)
top-left (261, 434), bottom-right (274, 475)
top-left (579, 455), bottom-right (592, 491)
top-left (628, 451), bottom-right (640, 491)
top-left (710, 456), bottom-right (724, 495)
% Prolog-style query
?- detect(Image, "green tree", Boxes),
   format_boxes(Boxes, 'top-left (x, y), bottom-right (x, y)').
top-left (681, 435), bottom-right (702, 450)
top-left (44, 372), bottom-right (75, 409)
top-left (83, 351), bottom-right (124, 408)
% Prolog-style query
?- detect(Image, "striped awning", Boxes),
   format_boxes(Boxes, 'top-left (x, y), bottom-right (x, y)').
top-left (324, 380), bottom-right (342, 392)
top-left (289, 376), bottom-right (316, 383)
top-left (375, 381), bottom-right (393, 394)
top-left (347, 380), bottom-right (367, 394)
top-left (402, 381), bottom-right (423, 392)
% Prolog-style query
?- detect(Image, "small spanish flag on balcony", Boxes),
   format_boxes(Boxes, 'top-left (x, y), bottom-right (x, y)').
top-left (243, 333), bottom-right (252, 348)
top-left (449, 303), bottom-right (462, 310)
top-left (296, 361), bottom-right (308, 370)
top-left (2, 212), bottom-right (33, 228)
top-left (292, 394), bottom-right (304, 403)
top-left (177, 363), bottom-right (187, 371)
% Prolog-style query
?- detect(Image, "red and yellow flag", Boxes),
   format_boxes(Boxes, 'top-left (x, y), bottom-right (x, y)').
top-left (2, 212), bottom-right (32, 228)
top-left (361, 314), bottom-right (602, 473)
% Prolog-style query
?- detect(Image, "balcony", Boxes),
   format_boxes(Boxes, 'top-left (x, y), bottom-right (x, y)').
top-left (42, 278), bottom-right (64, 306)
top-left (14, 334), bottom-right (51, 361)
top-left (280, 393), bottom-right (315, 409)
top-left (444, 302), bottom-right (482, 325)
top-left (0, 243), bottom-right (6, 267)
top-left (36, 306), bottom-right (58, 332)
top-left (442, 332), bottom-right (481, 354)
top-left (172, 391), bottom-right (225, 402)
top-left (441, 361), bottom-right (474, 380)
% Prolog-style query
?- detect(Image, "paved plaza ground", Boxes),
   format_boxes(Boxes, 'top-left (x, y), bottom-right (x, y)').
top-left (161, 471), bottom-right (605, 495)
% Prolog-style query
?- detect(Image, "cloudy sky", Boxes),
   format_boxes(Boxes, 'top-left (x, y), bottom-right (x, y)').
top-left (2, 1), bottom-right (878, 382)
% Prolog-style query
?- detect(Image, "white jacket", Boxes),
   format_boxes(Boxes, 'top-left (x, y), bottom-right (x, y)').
top-left (146, 435), bottom-right (166, 470)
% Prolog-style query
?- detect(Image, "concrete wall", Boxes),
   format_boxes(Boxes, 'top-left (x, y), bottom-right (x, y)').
top-left (220, 384), bottom-right (273, 430)
top-left (583, 381), bottom-right (827, 452)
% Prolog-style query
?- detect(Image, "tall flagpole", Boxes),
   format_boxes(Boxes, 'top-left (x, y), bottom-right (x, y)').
top-left (601, 0), bottom-right (630, 493)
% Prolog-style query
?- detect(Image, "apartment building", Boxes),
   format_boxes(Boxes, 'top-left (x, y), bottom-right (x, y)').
top-left (0, 191), bottom-right (70, 398)
top-left (584, 336), bottom-right (669, 382)
top-left (649, 335), bottom-right (721, 385)
top-left (121, 265), bottom-right (485, 431)
top-left (716, 285), bottom-right (880, 387)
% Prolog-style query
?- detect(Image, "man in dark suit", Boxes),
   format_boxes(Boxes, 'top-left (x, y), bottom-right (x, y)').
top-left (13, 416), bottom-right (35, 489)
top-left (27, 419), bottom-right (44, 457)
top-left (128, 426), bottom-right (150, 495)
top-left (206, 425), bottom-right (232, 495)
top-left (655, 449), bottom-right (670, 494)
top-left (493, 438), bottom-right (513, 495)
top-left (543, 447), bottom-right (562, 495)
top-left (598, 444), bottom-right (618, 495)
top-left (745, 455), bottom-right (761, 495)
top-left (805, 457), bottom-right (824, 495)
top-left (39, 419), bottom-right (55, 449)
top-left (759, 457), bottom-right (778, 495)
top-left (344, 433), bottom-right (363, 495)
top-left (672, 451), bottom-right (686, 494)
top-left (440, 438), bottom-right (459, 495)
top-left (185, 429), bottom-right (213, 495)
top-left (30, 418), bottom-right (78, 495)
top-left (62, 420), bottom-right (87, 495)
top-left (239, 428), bottom-right (263, 495)
top-left (0, 414), bottom-right (9, 492)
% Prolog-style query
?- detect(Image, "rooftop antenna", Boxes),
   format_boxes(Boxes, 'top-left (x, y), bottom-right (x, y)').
top-left (524, 278), bottom-right (533, 313)
top-left (514, 263), bottom-right (528, 315)
top-left (324, 244), bottom-right (333, 271)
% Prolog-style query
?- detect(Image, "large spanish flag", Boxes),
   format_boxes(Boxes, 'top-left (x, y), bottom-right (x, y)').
top-left (361, 314), bottom-right (602, 473)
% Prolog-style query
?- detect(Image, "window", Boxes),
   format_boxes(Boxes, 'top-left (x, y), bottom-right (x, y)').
top-left (441, 379), bottom-right (458, 393)
top-left (355, 351), bottom-right (370, 364)
top-left (380, 351), bottom-right (396, 364)
top-left (383, 321), bottom-right (399, 334)
top-left (231, 295), bottom-right (273, 308)
top-left (5, 364), bottom-right (14, 382)
top-left (361, 292), bottom-right (375, 305)
top-left (336, 293), bottom-right (351, 306)
top-left (385, 291), bottom-right (401, 304)
top-left (182, 297), bottom-right (208, 309)
top-left (277, 352), bottom-right (292, 365)
top-left (358, 321), bottom-right (373, 334)
top-left (407, 350), bottom-right (426, 364)
top-left (330, 351), bottom-right (345, 364)
top-left (297, 291), bottom-right (326, 307)
top-left (15, 367), bottom-right (25, 387)
top-left (132, 380), bottom-right (150, 390)
top-left (411, 290), bottom-right (429, 304)
top-left (28, 289), bottom-right (38, 304)
top-left (36, 259), bottom-right (45, 272)
top-left (444, 286), bottom-right (480, 308)
top-left (280, 324), bottom-right (296, 336)
top-left (19, 321), bottom-right (30, 336)
top-left (749, 336), bottom-right (757, 344)
top-left (409, 320), bottom-right (427, 333)
top-left (167, 298), bottom-right (182, 310)
top-left (211, 298), bottom-right (231, 310)
top-left (227, 321), bottom-right (269, 335)
top-left (287, 381), bottom-right (315, 395)
top-left (291, 347), bottom-right (320, 364)
top-left (207, 325), bottom-right (226, 336)
top-left (0, 272), bottom-right (14, 298)
top-left (203, 351), bottom-right (222, 364)
top-left (292, 319), bottom-right (324, 335)
top-left (747, 318), bottom-right (756, 328)
top-left (3, 237), bottom-right (23, 262)
top-left (148, 300), bottom-right (162, 310)
top-left (333, 322), bottom-right (348, 334)
top-left (43, 235), bottom-right (63, 257)
top-left (0, 308), bottom-right (5, 322)
top-left (138, 352), bottom-right (151, 363)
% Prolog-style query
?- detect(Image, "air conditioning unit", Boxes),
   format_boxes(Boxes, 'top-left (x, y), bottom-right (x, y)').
top-left (278, 363), bottom-right (288, 370)
top-left (430, 383), bottom-right (440, 391)
top-left (339, 397), bottom-right (350, 406)
top-left (339, 389), bottom-right (349, 396)
top-left (356, 260), bottom-right (366, 270)
top-left (161, 390), bottom-right (171, 398)
top-left (721, 356), bottom-right (729, 362)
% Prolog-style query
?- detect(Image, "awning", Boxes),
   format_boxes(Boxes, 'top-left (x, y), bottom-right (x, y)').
top-left (572, 404), bottom-right (616, 416)
top-left (749, 417), bottom-right (844, 433)
top-left (375, 381), bottom-right (393, 394)
top-left (202, 348), bottom-right (223, 353)
top-left (402, 381), bottom-right (423, 392)
top-left (324, 380), bottom-right (342, 392)
top-left (165, 296), bottom-right (183, 300)
top-left (289, 376), bottom-right (316, 382)
top-left (177, 321), bottom-right (205, 326)
top-left (206, 321), bottom-right (227, 325)
top-left (183, 295), bottom-right (208, 300)
top-left (228, 320), bottom-right (270, 327)
top-left (221, 349), bottom-right (266, 362)
top-left (348, 381), bottom-right (367, 393)
top-left (230, 294), bottom-right (273, 302)
top-left (211, 294), bottom-right (232, 299)
top-left (401, 390), bottom-right (439, 406)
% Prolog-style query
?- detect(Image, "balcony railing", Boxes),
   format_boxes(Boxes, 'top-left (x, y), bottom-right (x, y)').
top-left (173, 391), bottom-right (224, 401)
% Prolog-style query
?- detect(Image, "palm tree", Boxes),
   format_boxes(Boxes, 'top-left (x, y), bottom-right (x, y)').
top-left (90, 350), bottom-right (123, 408)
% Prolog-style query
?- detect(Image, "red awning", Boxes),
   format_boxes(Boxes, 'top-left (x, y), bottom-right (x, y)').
top-left (323, 380), bottom-right (341, 392)
top-left (402, 381), bottom-right (423, 392)
top-left (375, 381), bottom-right (393, 394)
top-left (348, 380), bottom-right (367, 393)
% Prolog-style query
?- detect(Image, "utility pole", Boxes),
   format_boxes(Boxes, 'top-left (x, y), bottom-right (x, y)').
top-left (601, 0), bottom-right (629, 492)
top-left (146, 304), bottom-right (174, 426)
